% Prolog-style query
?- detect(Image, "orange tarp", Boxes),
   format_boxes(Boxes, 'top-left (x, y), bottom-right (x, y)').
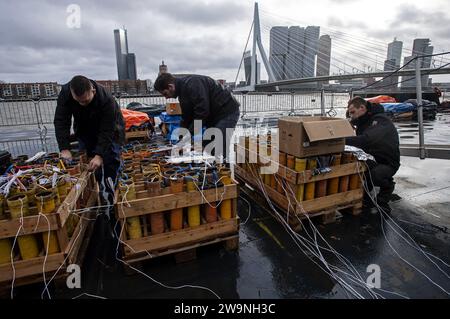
top-left (366, 95), bottom-right (396, 103)
top-left (121, 109), bottom-right (150, 131)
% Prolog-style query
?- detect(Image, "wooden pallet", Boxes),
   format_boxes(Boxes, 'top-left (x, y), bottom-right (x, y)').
top-left (235, 164), bottom-right (362, 232)
top-left (125, 130), bottom-right (151, 142)
top-left (0, 209), bottom-right (96, 294)
top-left (0, 171), bottom-right (98, 290)
top-left (115, 182), bottom-right (240, 263)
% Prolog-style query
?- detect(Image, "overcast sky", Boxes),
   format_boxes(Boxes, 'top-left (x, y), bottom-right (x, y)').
top-left (1, 0), bottom-right (449, 84)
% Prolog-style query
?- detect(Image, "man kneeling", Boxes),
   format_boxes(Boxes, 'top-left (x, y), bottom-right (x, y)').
top-left (345, 97), bottom-right (400, 213)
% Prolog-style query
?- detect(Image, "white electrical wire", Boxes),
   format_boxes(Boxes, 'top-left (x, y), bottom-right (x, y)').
top-left (360, 161), bottom-right (450, 296)
top-left (113, 173), bottom-right (222, 299)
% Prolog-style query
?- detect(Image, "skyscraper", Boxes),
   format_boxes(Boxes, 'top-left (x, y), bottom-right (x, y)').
top-left (302, 26), bottom-right (320, 78)
top-left (317, 35), bottom-right (331, 77)
top-left (387, 37), bottom-right (403, 67)
top-left (269, 26), bottom-right (289, 81)
top-left (114, 28), bottom-right (137, 80)
top-left (402, 38), bottom-right (433, 88)
top-left (244, 51), bottom-right (252, 85)
top-left (243, 51), bottom-right (260, 85)
top-left (286, 26), bottom-right (304, 79)
top-left (114, 28), bottom-right (128, 80)
top-left (127, 53), bottom-right (137, 80)
top-left (269, 25), bottom-right (320, 80)
top-left (382, 38), bottom-right (403, 89)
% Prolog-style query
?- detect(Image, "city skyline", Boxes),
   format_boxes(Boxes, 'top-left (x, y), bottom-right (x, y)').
top-left (402, 38), bottom-right (434, 88)
top-left (269, 25), bottom-right (324, 81)
top-left (0, 0), bottom-right (449, 83)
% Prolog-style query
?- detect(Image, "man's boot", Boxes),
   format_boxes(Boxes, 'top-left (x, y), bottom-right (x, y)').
top-left (363, 192), bottom-right (375, 210)
top-left (377, 182), bottom-right (395, 214)
top-left (377, 182), bottom-right (395, 204)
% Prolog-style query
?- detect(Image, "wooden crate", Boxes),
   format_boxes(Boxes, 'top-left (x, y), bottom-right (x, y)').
top-left (0, 170), bottom-right (98, 288)
top-left (125, 130), bottom-right (151, 142)
top-left (234, 161), bottom-right (364, 231)
top-left (115, 182), bottom-right (240, 263)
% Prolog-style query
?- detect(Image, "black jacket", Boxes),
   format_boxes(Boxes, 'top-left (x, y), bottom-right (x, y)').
top-left (174, 75), bottom-right (240, 129)
top-left (54, 80), bottom-right (125, 158)
top-left (346, 103), bottom-right (400, 171)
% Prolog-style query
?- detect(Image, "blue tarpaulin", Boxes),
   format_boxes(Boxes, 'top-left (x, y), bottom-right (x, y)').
top-left (159, 112), bottom-right (182, 142)
top-left (381, 102), bottom-right (415, 114)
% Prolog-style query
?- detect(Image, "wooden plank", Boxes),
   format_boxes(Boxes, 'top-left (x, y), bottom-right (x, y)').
top-left (57, 170), bottom-right (93, 227)
top-left (126, 130), bottom-right (150, 139)
top-left (235, 164), bottom-right (363, 215)
top-left (0, 214), bottom-right (60, 239)
top-left (65, 187), bottom-right (98, 263)
top-left (297, 189), bottom-right (363, 214)
top-left (66, 212), bottom-right (93, 265)
top-left (224, 237), bottom-right (239, 251)
top-left (56, 223), bottom-right (70, 255)
top-left (235, 165), bottom-right (292, 211)
top-left (123, 217), bottom-right (239, 256)
top-left (295, 162), bottom-right (365, 184)
top-left (241, 147), bottom-right (366, 184)
top-left (0, 272), bottom-right (67, 291)
top-left (0, 253), bottom-right (66, 283)
top-left (116, 184), bottom-right (238, 218)
top-left (124, 235), bottom-right (239, 263)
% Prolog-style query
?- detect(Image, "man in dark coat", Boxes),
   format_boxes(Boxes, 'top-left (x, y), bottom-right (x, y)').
top-left (154, 73), bottom-right (240, 162)
top-left (54, 75), bottom-right (125, 210)
top-left (345, 96), bottom-right (400, 212)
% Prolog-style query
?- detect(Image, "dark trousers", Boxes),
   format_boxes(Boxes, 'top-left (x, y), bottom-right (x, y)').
top-left (209, 109), bottom-right (240, 163)
top-left (79, 141), bottom-right (121, 217)
top-left (365, 160), bottom-right (397, 202)
top-left (76, 141), bottom-right (122, 268)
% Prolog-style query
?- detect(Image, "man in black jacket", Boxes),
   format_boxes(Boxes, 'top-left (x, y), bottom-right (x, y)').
top-left (154, 73), bottom-right (240, 162)
top-left (54, 75), bottom-right (125, 210)
top-left (345, 97), bottom-right (400, 212)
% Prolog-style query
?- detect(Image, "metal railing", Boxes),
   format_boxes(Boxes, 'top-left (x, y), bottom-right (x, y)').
top-left (234, 91), bottom-right (350, 116)
top-left (0, 92), bottom-right (349, 157)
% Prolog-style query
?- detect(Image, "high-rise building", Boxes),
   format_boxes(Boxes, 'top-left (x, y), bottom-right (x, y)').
top-left (257, 62), bottom-right (261, 84)
top-left (126, 53), bottom-right (137, 80)
top-left (243, 51), bottom-right (260, 85)
top-left (269, 26), bottom-right (289, 81)
top-left (302, 26), bottom-right (320, 78)
top-left (114, 28), bottom-right (128, 80)
top-left (387, 37), bottom-right (403, 67)
top-left (381, 38), bottom-right (403, 89)
top-left (402, 38), bottom-right (433, 88)
top-left (114, 28), bottom-right (137, 80)
top-left (270, 25), bottom-right (320, 80)
top-left (244, 51), bottom-right (252, 85)
top-left (286, 26), bottom-right (304, 79)
top-left (317, 35), bottom-right (331, 77)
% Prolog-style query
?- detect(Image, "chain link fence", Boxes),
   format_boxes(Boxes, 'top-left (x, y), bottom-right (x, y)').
top-left (0, 92), bottom-right (350, 157)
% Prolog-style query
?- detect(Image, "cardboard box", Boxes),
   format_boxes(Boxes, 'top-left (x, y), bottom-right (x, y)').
top-left (278, 116), bottom-right (355, 158)
top-left (166, 102), bottom-right (182, 115)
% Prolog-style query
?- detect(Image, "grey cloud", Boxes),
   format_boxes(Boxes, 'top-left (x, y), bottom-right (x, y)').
top-left (149, 0), bottom-right (248, 25)
top-left (327, 16), bottom-right (367, 30)
top-left (0, 0), bottom-right (249, 83)
top-left (328, 17), bottom-right (345, 28)
top-left (390, 4), bottom-right (450, 28)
